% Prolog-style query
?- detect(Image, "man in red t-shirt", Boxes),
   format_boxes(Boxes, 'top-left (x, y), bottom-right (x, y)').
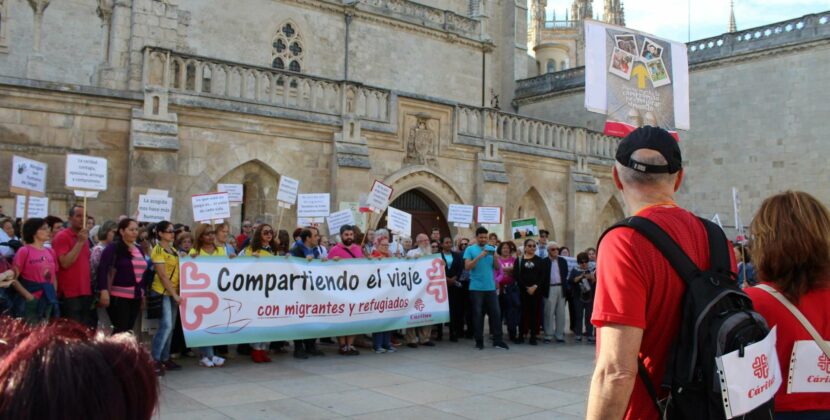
top-left (52, 205), bottom-right (93, 327)
top-left (235, 220), bottom-right (252, 252)
top-left (586, 126), bottom-right (736, 420)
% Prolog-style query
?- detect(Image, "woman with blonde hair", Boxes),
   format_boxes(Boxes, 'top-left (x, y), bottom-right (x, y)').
top-left (745, 191), bottom-right (830, 419)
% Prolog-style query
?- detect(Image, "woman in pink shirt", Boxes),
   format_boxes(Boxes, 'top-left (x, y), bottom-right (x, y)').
top-left (12, 217), bottom-right (59, 322)
top-left (495, 241), bottom-right (520, 343)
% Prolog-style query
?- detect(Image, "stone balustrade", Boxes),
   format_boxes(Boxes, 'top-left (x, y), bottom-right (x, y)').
top-left (456, 105), bottom-right (618, 159)
top-left (142, 47), bottom-right (390, 122)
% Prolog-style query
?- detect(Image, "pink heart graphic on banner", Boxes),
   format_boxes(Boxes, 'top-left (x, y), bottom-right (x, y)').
top-left (181, 292), bottom-right (219, 330)
top-left (181, 261), bottom-right (211, 290)
top-left (426, 259), bottom-right (445, 281)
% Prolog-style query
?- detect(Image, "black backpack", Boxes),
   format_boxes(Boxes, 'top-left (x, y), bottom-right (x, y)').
top-left (599, 216), bottom-right (773, 420)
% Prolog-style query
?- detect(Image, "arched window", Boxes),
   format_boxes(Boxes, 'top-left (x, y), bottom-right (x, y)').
top-left (560, 60), bottom-right (567, 71)
top-left (546, 59), bottom-right (556, 73)
top-left (272, 22), bottom-right (304, 73)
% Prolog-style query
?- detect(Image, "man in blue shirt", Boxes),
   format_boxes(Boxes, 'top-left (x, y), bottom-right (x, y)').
top-left (463, 226), bottom-right (509, 350)
top-left (289, 227), bottom-right (325, 358)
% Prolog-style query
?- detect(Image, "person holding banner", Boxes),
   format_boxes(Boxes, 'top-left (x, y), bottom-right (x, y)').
top-left (288, 227), bottom-right (326, 359)
top-left (369, 235), bottom-right (397, 354)
top-left (188, 224), bottom-right (229, 367)
top-left (745, 191), bottom-right (830, 419)
top-left (404, 233), bottom-right (436, 348)
top-left (241, 223), bottom-right (279, 363)
top-left (149, 221), bottom-right (183, 376)
top-left (53, 205), bottom-right (94, 328)
top-left (327, 225), bottom-right (363, 356)
top-left (96, 218), bottom-right (147, 335)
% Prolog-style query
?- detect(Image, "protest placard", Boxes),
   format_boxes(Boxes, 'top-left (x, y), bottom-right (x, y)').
top-left (584, 20), bottom-right (689, 138)
top-left (327, 209), bottom-right (355, 236)
top-left (387, 206), bottom-right (412, 236)
top-left (137, 194), bottom-right (174, 223)
top-left (276, 176), bottom-right (299, 205)
top-left (339, 201), bottom-right (367, 232)
top-left (179, 256), bottom-right (449, 347)
top-left (192, 192), bottom-right (231, 223)
top-left (365, 180), bottom-right (393, 213)
top-left (297, 193), bottom-right (330, 219)
top-left (217, 184), bottom-right (244, 203)
top-left (447, 204), bottom-right (474, 227)
top-left (476, 206), bottom-right (503, 225)
top-left (10, 155), bottom-right (47, 195)
top-left (65, 154), bottom-right (108, 191)
top-left (15, 195), bottom-right (48, 218)
top-left (510, 218), bottom-right (538, 240)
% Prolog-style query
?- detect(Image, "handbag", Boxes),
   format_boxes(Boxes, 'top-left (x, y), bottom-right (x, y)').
top-left (146, 254), bottom-right (177, 320)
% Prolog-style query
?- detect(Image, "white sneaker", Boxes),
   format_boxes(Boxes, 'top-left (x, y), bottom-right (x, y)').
top-left (211, 356), bottom-right (226, 367)
top-left (198, 356), bottom-right (215, 367)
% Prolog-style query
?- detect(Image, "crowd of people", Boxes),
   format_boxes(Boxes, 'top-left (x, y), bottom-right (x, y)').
top-left (0, 205), bottom-right (604, 376)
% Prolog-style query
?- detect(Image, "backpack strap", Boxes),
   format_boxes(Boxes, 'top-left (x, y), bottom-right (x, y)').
top-left (599, 216), bottom-right (700, 284)
top-left (756, 284), bottom-right (830, 359)
top-left (698, 217), bottom-right (732, 276)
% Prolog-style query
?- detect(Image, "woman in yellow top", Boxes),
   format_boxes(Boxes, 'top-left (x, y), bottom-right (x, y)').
top-left (188, 223), bottom-right (227, 368)
top-left (149, 221), bottom-right (181, 376)
top-left (242, 223), bottom-right (279, 363)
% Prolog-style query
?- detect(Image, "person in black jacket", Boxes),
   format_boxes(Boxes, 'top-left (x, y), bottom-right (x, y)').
top-left (568, 252), bottom-right (596, 343)
top-left (515, 239), bottom-right (546, 345)
top-left (542, 242), bottom-right (570, 343)
top-left (288, 228), bottom-right (325, 359)
top-left (440, 236), bottom-right (465, 342)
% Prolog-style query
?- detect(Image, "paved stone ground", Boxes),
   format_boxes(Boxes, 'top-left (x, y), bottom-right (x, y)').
top-left (156, 334), bottom-right (596, 420)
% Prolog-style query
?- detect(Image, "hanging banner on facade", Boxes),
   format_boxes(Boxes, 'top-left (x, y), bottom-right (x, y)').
top-left (10, 155), bottom-right (47, 195)
top-left (584, 20), bottom-right (689, 138)
top-left (178, 255), bottom-right (450, 347)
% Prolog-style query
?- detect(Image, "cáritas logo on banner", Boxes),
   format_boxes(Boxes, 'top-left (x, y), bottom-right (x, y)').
top-left (178, 256), bottom-right (449, 347)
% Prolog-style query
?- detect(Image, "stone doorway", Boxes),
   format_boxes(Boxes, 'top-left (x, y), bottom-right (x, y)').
top-left (377, 190), bottom-right (450, 240)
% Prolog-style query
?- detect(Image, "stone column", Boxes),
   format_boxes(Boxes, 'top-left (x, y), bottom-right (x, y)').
top-left (475, 141), bottom-right (509, 239)
top-left (25, 0), bottom-right (50, 79)
top-left (566, 155), bottom-right (599, 252)
top-left (330, 115), bottom-right (373, 234)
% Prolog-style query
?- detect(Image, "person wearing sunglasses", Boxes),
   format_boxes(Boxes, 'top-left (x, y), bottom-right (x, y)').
top-left (515, 238), bottom-right (546, 345)
top-left (241, 224), bottom-right (279, 363)
top-left (188, 223), bottom-right (228, 368)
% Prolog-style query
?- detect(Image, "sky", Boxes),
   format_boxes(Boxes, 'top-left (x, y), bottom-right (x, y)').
top-left (538, 0), bottom-right (828, 42)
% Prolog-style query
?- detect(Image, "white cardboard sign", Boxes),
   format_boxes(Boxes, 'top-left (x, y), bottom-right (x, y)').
top-left (327, 209), bottom-right (356, 236)
top-left (365, 180), bottom-right (393, 212)
top-left (10, 155), bottom-right (47, 194)
top-left (788, 340), bottom-right (830, 394)
top-left (297, 193), bottom-right (330, 218)
top-left (476, 206), bottom-right (503, 224)
top-left (65, 154), bottom-right (108, 191)
top-left (15, 195), bottom-right (48, 218)
top-left (387, 206), bottom-right (412, 236)
top-left (191, 192), bottom-right (231, 223)
top-left (217, 184), bottom-right (244, 203)
top-left (447, 204), bottom-right (474, 226)
top-left (137, 194), bottom-right (173, 223)
top-left (277, 176), bottom-right (299, 205)
top-left (716, 326), bottom-right (781, 418)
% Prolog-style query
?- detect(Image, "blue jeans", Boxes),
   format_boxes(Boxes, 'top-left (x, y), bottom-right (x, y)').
top-left (150, 293), bottom-right (178, 362)
top-left (470, 290), bottom-right (503, 343)
top-left (199, 346), bottom-right (215, 358)
top-left (372, 331), bottom-right (392, 350)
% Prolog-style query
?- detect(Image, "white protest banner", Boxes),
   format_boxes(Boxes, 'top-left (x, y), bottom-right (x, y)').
top-left (327, 209), bottom-right (355, 236)
top-left (15, 195), bottom-right (48, 218)
top-left (217, 184), bottom-right (244, 203)
top-left (276, 176), bottom-right (299, 205)
top-left (387, 206), bottom-right (411, 236)
top-left (137, 194), bottom-right (173, 223)
top-left (365, 180), bottom-right (393, 213)
top-left (65, 154), bottom-right (108, 191)
top-left (179, 256), bottom-right (449, 347)
top-left (584, 20), bottom-right (689, 138)
top-left (297, 193), bottom-right (330, 219)
top-left (476, 206), bottom-right (503, 225)
top-left (191, 192), bottom-right (231, 223)
top-left (10, 155), bottom-right (47, 195)
top-left (447, 204), bottom-right (474, 228)
top-left (788, 340), bottom-right (830, 393)
top-left (716, 326), bottom-right (781, 418)
top-left (147, 188), bottom-right (169, 197)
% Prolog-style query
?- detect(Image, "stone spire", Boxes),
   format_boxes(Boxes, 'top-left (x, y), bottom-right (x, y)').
top-left (529, 0), bottom-right (547, 46)
top-left (570, 0), bottom-right (593, 21)
top-left (728, 0), bottom-right (737, 33)
top-left (603, 0), bottom-right (625, 26)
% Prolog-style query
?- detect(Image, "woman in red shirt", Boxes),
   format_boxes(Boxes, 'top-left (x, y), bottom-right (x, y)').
top-left (745, 191), bottom-right (830, 420)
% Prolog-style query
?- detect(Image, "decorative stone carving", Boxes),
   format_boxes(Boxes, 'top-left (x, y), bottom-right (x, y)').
top-left (404, 113), bottom-right (438, 167)
top-left (26, 0), bottom-right (50, 52)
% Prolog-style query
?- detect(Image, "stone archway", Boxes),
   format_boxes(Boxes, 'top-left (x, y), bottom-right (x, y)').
top-left (376, 190), bottom-right (451, 240)
top-left (213, 160), bottom-right (282, 230)
top-left (380, 165), bottom-right (466, 237)
top-left (596, 196), bottom-right (625, 238)
top-left (510, 187), bottom-right (555, 240)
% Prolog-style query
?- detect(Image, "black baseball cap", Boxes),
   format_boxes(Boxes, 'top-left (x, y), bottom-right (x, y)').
top-left (615, 126), bottom-right (682, 174)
